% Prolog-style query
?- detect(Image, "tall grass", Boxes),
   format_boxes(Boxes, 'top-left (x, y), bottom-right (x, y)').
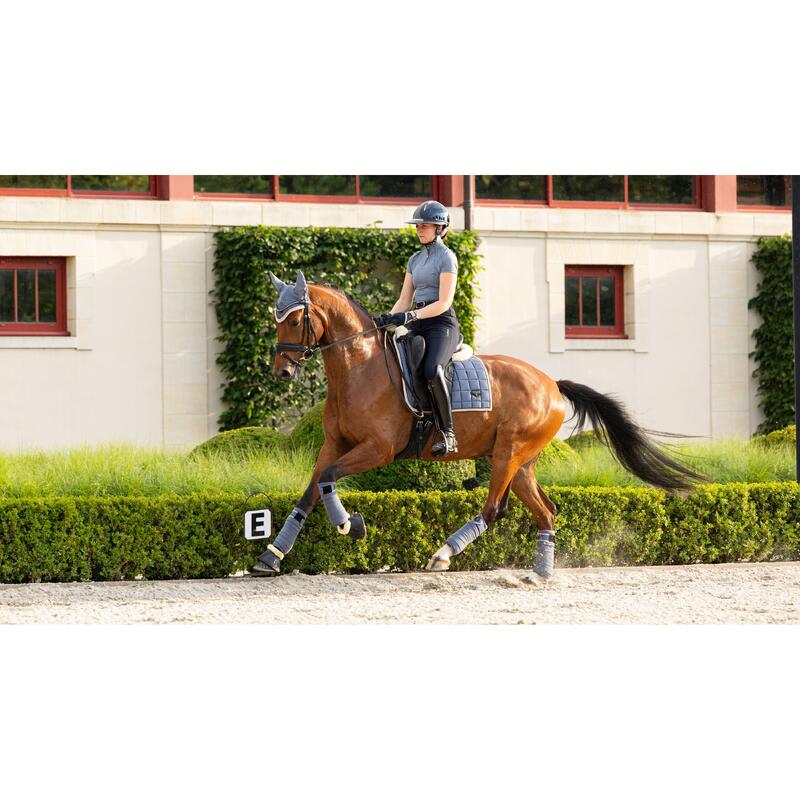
top-left (0, 438), bottom-right (794, 497)
top-left (0, 444), bottom-right (317, 498)
top-left (537, 438), bottom-right (796, 487)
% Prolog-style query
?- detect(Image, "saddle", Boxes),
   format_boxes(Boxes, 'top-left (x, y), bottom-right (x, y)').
top-left (389, 325), bottom-right (473, 414)
top-left (389, 326), bottom-right (492, 460)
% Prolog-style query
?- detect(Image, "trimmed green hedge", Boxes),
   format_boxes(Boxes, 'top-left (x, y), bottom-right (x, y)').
top-left (190, 427), bottom-right (288, 459)
top-left (752, 424), bottom-right (796, 448)
top-left (0, 483), bottom-right (797, 583)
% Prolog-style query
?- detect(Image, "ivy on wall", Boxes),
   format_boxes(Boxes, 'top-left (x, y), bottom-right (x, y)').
top-left (212, 225), bottom-right (483, 430)
top-left (748, 234), bottom-right (794, 434)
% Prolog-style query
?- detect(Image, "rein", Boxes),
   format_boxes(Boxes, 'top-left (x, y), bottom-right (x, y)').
top-left (274, 298), bottom-right (419, 415)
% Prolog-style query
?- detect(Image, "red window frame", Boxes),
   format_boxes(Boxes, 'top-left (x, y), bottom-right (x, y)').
top-left (0, 176), bottom-right (158, 199)
top-left (194, 175), bottom-right (440, 204)
top-left (0, 257), bottom-right (69, 336)
top-left (565, 265), bottom-right (626, 339)
top-left (475, 176), bottom-right (703, 211)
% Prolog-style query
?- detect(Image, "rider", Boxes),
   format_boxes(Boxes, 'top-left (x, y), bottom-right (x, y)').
top-left (375, 200), bottom-right (460, 457)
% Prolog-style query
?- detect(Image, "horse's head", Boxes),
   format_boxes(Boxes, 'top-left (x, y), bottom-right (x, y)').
top-left (268, 269), bottom-right (326, 382)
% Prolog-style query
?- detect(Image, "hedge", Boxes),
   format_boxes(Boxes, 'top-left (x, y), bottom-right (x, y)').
top-left (752, 424), bottom-right (796, 448)
top-left (749, 234), bottom-right (794, 433)
top-left (0, 484), bottom-right (798, 583)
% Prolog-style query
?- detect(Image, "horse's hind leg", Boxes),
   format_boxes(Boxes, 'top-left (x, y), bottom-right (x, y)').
top-left (425, 446), bottom-right (529, 572)
top-left (510, 461), bottom-right (557, 579)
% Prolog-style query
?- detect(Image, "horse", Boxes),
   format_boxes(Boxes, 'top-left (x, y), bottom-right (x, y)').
top-left (250, 269), bottom-right (704, 580)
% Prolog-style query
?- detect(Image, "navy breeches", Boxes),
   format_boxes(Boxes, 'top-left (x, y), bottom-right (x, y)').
top-left (411, 308), bottom-right (460, 383)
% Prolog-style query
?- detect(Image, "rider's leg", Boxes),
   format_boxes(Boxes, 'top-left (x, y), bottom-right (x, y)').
top-left (421, 326), bottom-right (459, 457)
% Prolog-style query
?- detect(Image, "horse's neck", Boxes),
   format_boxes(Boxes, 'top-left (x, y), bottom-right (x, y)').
top-left (318, 299), bottom-right (384, 379)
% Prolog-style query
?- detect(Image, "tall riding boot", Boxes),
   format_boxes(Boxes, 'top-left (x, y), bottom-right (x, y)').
top-left (427, 365), bottom-right (458, 457)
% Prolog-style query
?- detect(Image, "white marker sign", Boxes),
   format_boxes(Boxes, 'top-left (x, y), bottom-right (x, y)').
top-left (244, 509), bottom-right (272, 540)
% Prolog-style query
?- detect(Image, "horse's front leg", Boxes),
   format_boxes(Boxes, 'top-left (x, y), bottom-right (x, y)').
top-left (250, 438), bottom-right (347, 577)
top-left (316, 439), bottom-right (392, 536)
top-left (250, 439), bottom-right (391, 577)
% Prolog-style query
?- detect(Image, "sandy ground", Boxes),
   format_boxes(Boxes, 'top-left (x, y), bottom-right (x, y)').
top-left (2, 561), bottom-right (800, 623)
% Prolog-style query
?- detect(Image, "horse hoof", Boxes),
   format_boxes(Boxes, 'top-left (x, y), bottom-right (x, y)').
top-left (425, 555), bottom-right (450, 572)
top-left (347, 513), bottom-right (366, 540)
top-left (249, 550), bottom-right (281, 577)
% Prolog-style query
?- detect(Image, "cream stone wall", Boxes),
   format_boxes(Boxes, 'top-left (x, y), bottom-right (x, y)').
top-left (0, 195), bottom-right (791, 451)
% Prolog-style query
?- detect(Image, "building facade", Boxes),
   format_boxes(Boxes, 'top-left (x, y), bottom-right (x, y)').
top-left (0, 175), bottom-right (792, 451)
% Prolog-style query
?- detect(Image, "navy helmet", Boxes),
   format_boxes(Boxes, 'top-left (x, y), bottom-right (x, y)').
top-left (407, 200), bottom-right (449, 236)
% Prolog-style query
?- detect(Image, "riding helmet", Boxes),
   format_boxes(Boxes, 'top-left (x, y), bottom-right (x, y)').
top-left (407, 200), bottom-right (450, 236)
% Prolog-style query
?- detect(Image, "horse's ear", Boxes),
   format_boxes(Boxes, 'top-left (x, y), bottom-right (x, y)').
top-left (268, 271), bottom-right (286, 293)
top-left (294, 270), bottom-right (309, 300)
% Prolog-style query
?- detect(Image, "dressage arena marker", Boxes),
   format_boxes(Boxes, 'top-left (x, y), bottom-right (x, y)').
top-left (244, 509), bottom-right (272, 540)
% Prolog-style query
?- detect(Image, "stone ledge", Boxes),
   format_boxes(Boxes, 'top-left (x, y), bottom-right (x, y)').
top-left (0, 336), bottom-right (80, 349)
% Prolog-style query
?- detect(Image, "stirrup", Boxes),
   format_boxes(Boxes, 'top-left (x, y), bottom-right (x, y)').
top-left (431, 430), bottom-right (458, 457)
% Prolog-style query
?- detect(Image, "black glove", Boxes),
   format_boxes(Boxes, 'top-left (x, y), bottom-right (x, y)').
top-left (374, 311), bottom-right (416, 328)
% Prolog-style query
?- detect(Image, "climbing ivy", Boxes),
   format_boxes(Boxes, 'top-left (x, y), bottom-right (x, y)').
top-left (748, 234), bottom-right (794, 434)
top-left (212, 225), bottom-right (483, 430)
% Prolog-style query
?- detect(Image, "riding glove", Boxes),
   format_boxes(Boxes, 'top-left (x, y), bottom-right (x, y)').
top-left (374, 310), bottom-right (417, 328)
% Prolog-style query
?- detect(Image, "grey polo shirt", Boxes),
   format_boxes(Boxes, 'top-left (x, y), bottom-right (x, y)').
top-left (406, 239), bottom-right (458, 304)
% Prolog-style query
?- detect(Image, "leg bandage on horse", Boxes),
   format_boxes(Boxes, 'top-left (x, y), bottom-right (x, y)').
top-left (318, 481), bottom-right (349, 526)
top-left (534, 530), bottom-right (555, 579)
top-left (446, 514), bottom-right (488, 555)
top-left (272, 507), bottom-right (308, 555)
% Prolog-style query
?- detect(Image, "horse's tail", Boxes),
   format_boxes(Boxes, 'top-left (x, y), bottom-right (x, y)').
top-left (556, 379), bottom-right (706, 493)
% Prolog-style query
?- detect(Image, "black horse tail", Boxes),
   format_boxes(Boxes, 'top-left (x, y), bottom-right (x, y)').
top-left (556, 380), bottom-right (706, 493)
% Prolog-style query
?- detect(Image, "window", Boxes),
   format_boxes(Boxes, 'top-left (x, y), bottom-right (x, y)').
top-left (475, 175), bottom-right (547, 201)
top-left (554, 176), bottom-right (624, 203)
top-left (194, 176), bottom-right (275, 197)
top-left (0, 176), bottom-right (156, 198)
top-left (565, 266), bottom-right (625, 338)
top-left (359, 175), bottom-right (433, 198)
top-left (476, 176), bottom-right (699, 208)
top-left (194, 175), bottom-right (434, 202)
top-left (628, 176), bottom-right (696, 205)
top-left (736, 176), bottom-right (792, 208)
top-left (0, 257), bottom-right (68, 335)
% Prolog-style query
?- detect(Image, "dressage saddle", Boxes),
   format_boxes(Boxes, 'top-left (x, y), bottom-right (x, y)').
top-left (390, 326), bottom-right (473, 414)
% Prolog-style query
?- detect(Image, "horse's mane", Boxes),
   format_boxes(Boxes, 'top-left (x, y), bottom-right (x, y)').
top-left (315, 283), bottom-right (374, 326)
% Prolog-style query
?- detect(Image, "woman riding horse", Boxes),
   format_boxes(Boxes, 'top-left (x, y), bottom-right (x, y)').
top-left (251, 210), bottom-right (704, 580)
top-left (374, 200), bottom-right (460, 457)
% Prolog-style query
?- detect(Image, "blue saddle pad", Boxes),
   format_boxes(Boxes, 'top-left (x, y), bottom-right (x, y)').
top-left (390, 332), bottom-right (492, 414)
top-left (447, 357), bottom-right (492, 411)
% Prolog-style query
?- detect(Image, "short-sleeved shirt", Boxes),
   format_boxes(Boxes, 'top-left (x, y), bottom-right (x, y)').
top-left (406, 239), bottom-right (458, 304)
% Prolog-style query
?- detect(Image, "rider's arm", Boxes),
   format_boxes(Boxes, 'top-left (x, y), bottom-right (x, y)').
top-left (390, 271), bottom-right (416, 313)
top-left (414, 272), bottom-right (457, 320)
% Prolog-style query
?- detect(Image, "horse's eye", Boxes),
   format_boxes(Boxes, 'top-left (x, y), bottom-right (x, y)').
top-left (290, 319), bottom-right (301, 327)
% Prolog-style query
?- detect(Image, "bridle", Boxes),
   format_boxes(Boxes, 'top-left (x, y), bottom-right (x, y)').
top-left (273, 298), bottom-right (417, 413)
top-left (273, 301), bottom-right (322, 371)
top-left (274, 298), bottom-right (387, 371)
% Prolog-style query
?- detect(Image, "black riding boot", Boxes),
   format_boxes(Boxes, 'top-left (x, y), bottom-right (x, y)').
top-left (427, 365), bottom-right (458, 457)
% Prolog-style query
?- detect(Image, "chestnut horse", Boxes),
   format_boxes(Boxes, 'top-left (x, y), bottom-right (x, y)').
top-left (250, 270), bottom-right (703, 580)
